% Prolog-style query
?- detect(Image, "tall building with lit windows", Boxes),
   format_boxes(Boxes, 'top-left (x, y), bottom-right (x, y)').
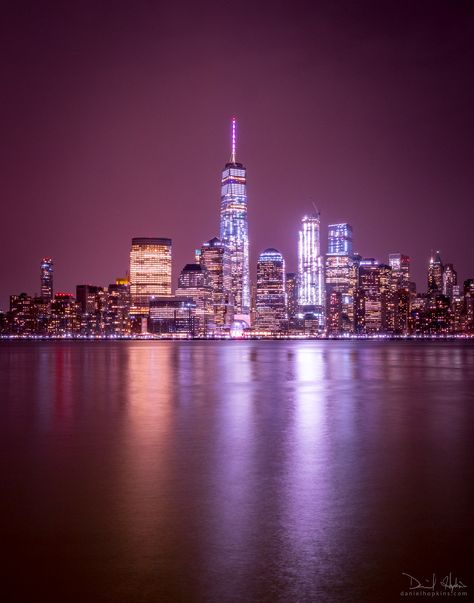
top-left (298, 212), bottom-right (325, 327)
top-left (200, 237), bottom-right (233, 328)
top-left (328, 223), bottom-right (353, 255)
top-left (40, 258), bottom-right (53, 303)
top-left (255, 249), bottom-right (287, 332)
top-left (428, 251), bottom-right (443, 293)
top-left (219, 118), bottom-right (250, 322)
top-left (129, 237), bottom-right (172, 314)
top-left (325, 223), bottom-right (356, 333)
top-left (442, 263), bottom-right (457, 299)
top-left (388, 253), bottom-right (411, 334)
top-left (355, 260), bottom-right (391, 333)
top-left (389, 253), bottom-right (411, 288)
top-left (175, 263), bottom-right (213, 334)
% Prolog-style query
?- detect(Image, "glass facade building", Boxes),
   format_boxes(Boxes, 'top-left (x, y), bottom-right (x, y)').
top-left (389, 253), bottom-right (411, 288)
top-left (40, 258), bottom-right (53, 303)
top-left (285, 272), bottom-right (298, 321)
top-left (175, 263), bottom-right (213, 334)
top-left (428, 251), bottom-right (443, 293)
top-left (442, 263), bottom-right (457, 299)
top-left (255, 249), bottom-right (287, 332)
top-left (355, 261), bottom-right (391, 333)
top-left (129, 237), bottom-right (172, 314)
top-left (219, 118), bottom-right (250, 320)
top-left (327, 223), bottom-right (353, 255)
top-left (298, 213), bottom-right (325, 326)
top-left (200, 237), bottom-right (233, 328)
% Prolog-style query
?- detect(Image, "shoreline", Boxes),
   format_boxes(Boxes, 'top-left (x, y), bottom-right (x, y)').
top-left (1, 335), bottom-right (473, 342)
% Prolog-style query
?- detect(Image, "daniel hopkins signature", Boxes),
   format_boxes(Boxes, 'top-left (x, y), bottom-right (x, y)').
top-left (402, 572), bottom-right (468, 594)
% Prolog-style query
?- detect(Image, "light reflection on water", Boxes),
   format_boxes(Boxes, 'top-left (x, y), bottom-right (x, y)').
top-left (1, 340), bottom-right (473, 602)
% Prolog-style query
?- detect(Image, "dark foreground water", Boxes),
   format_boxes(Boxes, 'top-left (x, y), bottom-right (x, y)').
top-left (1, 341), bottom-right (473, 602)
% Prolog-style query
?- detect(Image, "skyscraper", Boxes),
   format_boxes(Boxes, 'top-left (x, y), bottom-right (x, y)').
top-left (388, 253), bottom-right (411, 334)
top-left (388, 253), bottom-right (411, 288)
top-left (428, 251), bottom-right (443, 293)
top-left (298, 212), bottom-right (325, 327)
top-left (442, 263), bottom-right (457, 299)
top-left (219, 118), bottom-right (250, 322)
top-left (325, 223), bottom-right (356, 332)
top-left (285, 272), bottom-right (298, 321)
top-left (40, 258), bottom-right (53, 303)
top-left (327, 223), bottom-right (353, 255)
top-left (175, 263), bottom-right (213, 334)
top-left (355, 260), bottom-right (391, 333)
top-left (129, 238), bottom-right (172, 314)
top-left (255, 249), bottom-right (287, 332)
top-left (200, 237), bottom-right (233, 328)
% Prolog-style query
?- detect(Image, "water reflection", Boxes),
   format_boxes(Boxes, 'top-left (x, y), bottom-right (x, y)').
top-left (0, 341), bottom-right (473, 602)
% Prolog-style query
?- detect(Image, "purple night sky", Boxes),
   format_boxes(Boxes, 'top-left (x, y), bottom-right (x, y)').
top-left (1, 1), bottom-right (473, 309)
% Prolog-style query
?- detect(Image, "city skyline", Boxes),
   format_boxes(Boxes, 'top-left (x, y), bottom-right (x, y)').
top-left (3, 117), bottom-right (474, 337)
top-left (1, 2), bottom-right (473, 310)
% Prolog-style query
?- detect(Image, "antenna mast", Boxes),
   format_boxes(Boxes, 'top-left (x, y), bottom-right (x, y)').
top-left (231, 117), bottom-right (236, 163)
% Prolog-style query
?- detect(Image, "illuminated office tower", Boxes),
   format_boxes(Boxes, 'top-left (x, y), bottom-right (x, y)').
top-left (255, 249), bottom-right (287, 332)
top-left (219, 118), bottom-right (250, 321)
top-left (200, 237), bottom-right (233, 328)
top-left (387, 253), bottom-right (411, 334)
top-left (175, 263), bottom-right (213, 334)
top-left (106, 279), bottom-right (131, 335)
top-left (428, 251), bottom-right (443, 293)
top-left (328, 223), bottom-right (353, 255)
top-left (325, 223), bottom-right (356, 333)
top-left (285, 273), bottom-right (298, 320)
top-left (129, 237), bottom-right (172, 314)
top-left (355, 260), bottom-right (391, 333)
top-left (40, 258), bottom-right (53, 303)
top-left (75, 284), bottom-right (107, 335)
top-left (389, 253), bottom-right (411, 288)
top-left (442, 263), bottom-right (457, 299)
top-left (464, 280), bottom-right (474, 332)
top-left (298, 212), bottom-right (325, 327)
top-left (49, 293), bottom-right (81, 335)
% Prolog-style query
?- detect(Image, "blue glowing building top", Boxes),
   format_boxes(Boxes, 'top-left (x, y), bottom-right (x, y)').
top-left (327, 223), bottom-right (353, 256)
top-left (219, 118), bottom-right (250, 318)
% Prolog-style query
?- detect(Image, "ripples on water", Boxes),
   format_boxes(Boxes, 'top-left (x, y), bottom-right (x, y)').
top-left (1, 341), bottom-right (473, 602)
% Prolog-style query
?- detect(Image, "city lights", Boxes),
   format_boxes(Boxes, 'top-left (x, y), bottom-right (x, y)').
top-left (2, 120), bottom-right (473, 339)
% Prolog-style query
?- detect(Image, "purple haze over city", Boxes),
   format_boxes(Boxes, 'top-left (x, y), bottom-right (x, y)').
top-left (1, 1), bottom-right (473, 309)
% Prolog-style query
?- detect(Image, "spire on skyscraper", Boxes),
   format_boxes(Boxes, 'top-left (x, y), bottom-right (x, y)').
top-left (230, 116), bottom-right (237, 164)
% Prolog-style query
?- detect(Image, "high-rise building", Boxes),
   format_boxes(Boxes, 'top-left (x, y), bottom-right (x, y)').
top-left (389, 253), bottom-right (411, 288)
top-left (325, 224), bottom-right (357, 333)
top-left (428, 251), bottom-right (443, 293)
top-left (76, 285), bottom-right (103, 314)
top-left (255, 249), bottom-right (287, 332)
top-left (464, 279), bottom-right (474, 332)
top-left (387, 254), bottom-right (411, 334)
top-left (219, 118), bottom-right (250, 321)
top-left (40, 258), bottom-right (53, 303)
top-left (285, 273), bottom-right (298, 321)
top-left (129, 237), bottom-right (172, 314)
top-left (106, 279), bottom-right (131, 335)
top-left (355, 260), bottom-right (391, 333)
top-left (200, 237), bottom-right (233, 328)
top-left (298, 212), bottom-right (325, 327)
top-left (49, 293), bottom-right (81, 335)
top-left (175, 263), bottom-right (213, 334)
top-left (328, 223), bottom-right (353, 255)
top-left (76, 284), bottom-right (107, 335)
top-left (442, 263), bottom-right (457, 299)
top-left (9, 293), bottom-right (35, 335)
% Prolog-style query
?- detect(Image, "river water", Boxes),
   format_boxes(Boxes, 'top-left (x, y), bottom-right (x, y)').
top-left (1, 341), bottom-right (473, 602)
